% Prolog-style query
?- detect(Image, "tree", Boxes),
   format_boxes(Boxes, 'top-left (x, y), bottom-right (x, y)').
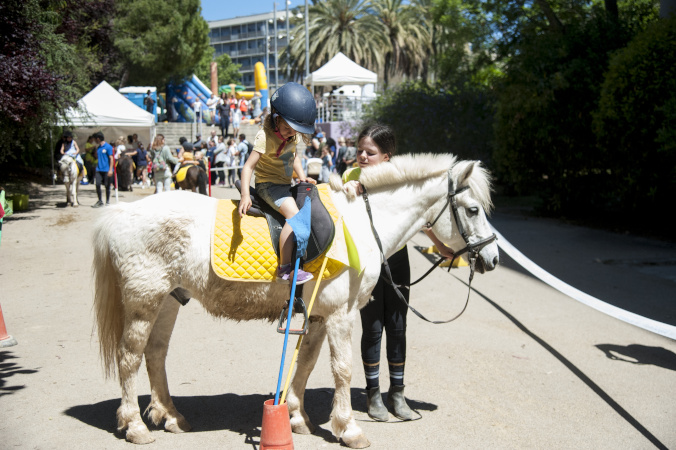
top-left (281, 0), bottom-right (386, 79)
top-left (114, 0), bottom-right (210, 88)
top-left (0, 0), bottom-right (91, 166)
top-left (369, 0), bottom-right (430, 87)
top-left (194, 49), bottom-right (242, 87)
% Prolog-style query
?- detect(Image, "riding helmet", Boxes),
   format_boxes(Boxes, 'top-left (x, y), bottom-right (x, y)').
top-left (270, 82), bottom-right (317, 135)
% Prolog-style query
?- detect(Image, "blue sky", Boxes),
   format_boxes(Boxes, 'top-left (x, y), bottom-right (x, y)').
top-left (201, 0), bottom-right (307, 22)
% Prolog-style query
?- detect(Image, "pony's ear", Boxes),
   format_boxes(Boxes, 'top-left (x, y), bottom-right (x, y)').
top-left (457, 161), bottom-right (475, 188)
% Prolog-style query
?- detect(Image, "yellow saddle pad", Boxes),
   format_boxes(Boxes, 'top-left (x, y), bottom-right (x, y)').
top-left (211, 184), bottom-right (345, 282)
top-left (176, 166), bottom-right (190, 183)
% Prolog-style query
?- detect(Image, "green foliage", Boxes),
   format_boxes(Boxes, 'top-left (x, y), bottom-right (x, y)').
top-left (359, 82), bottom-right (494, 163)
top-left (592, 15), bottom-right (676, 213)
top-left (194, 49), bottom-right (242, 87)
top-left (0, 0), bottom-right (94, 167)
top-left (491, 5), bottom-right (651, 216)
top-left (114, 0), bottom-right (210, 87)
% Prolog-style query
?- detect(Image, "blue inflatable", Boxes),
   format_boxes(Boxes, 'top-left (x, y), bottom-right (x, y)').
top-left (167, 75), bottom-right (220, 124)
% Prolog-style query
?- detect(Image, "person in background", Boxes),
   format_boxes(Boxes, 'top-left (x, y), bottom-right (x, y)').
top-left (225, 137), bottom-right (238, 188)
top-left (217, 92), bottom-right (230, 138)
top-left (237, 134), bottom-right (250, 180)
top-left (92, 131), bottom-right (113, 208)
top-left (135, 141), bottom-right (150, 188)
top-left (143, 90), bottom-right (155, 114)
top-left (59, 131), bottom-right (84, 174)
top-left (151, 134), bottom-right (178, 194)
top-left (319, 144), bottom-right (333, 183)
top-left (335, 137), bottom-right (348, 175)
top-left (213, 136), bottom-right (228, 186)
top-left (232, 104), bottom-right (242, 142)
top-left (343, 137), bottom-right (357, 169)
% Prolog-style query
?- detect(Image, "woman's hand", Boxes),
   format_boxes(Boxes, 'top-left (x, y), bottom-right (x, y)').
top-left (343, 180), bottom-right (363, 198)
top-left (238, 194), bottom-right (252, 218)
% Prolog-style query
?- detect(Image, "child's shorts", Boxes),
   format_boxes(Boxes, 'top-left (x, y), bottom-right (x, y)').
top-left (256, 182), bottom-right (293, 212)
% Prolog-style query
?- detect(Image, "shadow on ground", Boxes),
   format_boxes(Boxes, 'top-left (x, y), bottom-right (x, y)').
top-left (64, 386), bottom-right (438, 446)
top-left (0, 351), bottom-right (39, 398)
top-left (596, 344), bottom-right (676, 371)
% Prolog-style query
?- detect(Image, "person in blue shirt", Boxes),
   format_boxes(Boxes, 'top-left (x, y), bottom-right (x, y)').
top-left (92, 131), bottom-right (114, 208)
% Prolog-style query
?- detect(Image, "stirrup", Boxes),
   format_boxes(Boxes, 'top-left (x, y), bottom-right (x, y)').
top-left (277, 296), bottom-right (309, 335)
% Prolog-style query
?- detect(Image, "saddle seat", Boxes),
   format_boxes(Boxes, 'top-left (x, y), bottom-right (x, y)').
top-left (234, 180), bottom-right (335, 263)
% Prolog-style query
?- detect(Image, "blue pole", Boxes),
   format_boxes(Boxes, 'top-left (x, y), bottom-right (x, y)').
top-left (274, 257), bottom-right (301, 405)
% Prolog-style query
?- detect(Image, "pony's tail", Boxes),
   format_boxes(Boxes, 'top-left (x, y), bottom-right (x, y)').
top-left (92, 208), bottom-right (125, 379)
top-left (198, 169), bottom-right (208, 195)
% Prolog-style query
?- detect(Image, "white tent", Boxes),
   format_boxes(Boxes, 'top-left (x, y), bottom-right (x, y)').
top-left (305, 52), bottom-right (377, 87)
top-left (58, 81), bottom-right (155, 149)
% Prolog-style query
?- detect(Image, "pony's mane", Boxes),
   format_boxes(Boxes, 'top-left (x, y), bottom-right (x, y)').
top-left (331, 153), bottom-right (493, 213)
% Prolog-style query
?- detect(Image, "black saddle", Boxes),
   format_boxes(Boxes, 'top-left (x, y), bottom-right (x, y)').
top-left (234, 181), bottom-right (335, 263)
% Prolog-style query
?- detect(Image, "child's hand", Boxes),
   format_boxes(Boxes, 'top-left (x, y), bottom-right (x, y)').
top-left (238, 194), bottom-right (252, 218)
top-left (298, 176), bottom-right (316, 185)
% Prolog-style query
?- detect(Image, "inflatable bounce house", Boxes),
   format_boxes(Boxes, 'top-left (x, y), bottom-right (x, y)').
top-left (167, 62), bottom-right (269, 124)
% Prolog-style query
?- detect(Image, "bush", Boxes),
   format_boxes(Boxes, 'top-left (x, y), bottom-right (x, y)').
top-left (593, 15), bottom-right (676, 214)
top-left (359, 82), bottom-right (495, 163)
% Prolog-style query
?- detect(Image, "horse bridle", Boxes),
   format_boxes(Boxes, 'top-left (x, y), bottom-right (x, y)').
top-left (362, 168), bottom-right (496, 324)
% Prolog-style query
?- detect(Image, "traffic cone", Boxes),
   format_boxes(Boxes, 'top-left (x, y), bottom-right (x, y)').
top-left (260, 399), bottom-right (294, 450)
top-left (0, 303), bottom-right (17, 348)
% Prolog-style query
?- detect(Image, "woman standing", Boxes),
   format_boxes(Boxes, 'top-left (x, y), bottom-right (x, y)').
top-left (150, 134), bottom-right (178, 194)
top-left (341, 124), bottom-right (455, 422)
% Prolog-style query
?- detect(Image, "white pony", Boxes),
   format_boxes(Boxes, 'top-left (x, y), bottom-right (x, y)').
top-left (92, 153), bottom-right (499, 447)
top-left (58, 154), bottom-right (84, 207)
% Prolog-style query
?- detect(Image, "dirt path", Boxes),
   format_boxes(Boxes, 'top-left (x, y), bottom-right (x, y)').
top-left (1, 183), bottom-right (674, 449)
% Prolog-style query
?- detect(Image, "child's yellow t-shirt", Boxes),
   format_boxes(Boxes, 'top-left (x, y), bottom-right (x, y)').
top-left (253, 129), bottom-right (298, 184)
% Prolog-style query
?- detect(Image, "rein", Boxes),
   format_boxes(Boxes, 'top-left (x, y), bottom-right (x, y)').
top-left (361, 170), bottom-right (496, 324)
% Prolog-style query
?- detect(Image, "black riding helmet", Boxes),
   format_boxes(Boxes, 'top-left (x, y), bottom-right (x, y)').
top-left (270, 82), bottom-right (317, 135)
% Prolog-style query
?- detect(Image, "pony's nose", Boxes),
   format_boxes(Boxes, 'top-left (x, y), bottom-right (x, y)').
top-left (492, 255), bottom-right (499, 267)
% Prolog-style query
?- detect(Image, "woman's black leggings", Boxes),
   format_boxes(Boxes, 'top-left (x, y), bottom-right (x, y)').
top-left (361, 246), bottom-right (410, 387)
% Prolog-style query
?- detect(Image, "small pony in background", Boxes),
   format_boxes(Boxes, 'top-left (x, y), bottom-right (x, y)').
top-left (58, 155), bottom-right (84, 207)
top-left (175, 149), bottom-right (208, 195)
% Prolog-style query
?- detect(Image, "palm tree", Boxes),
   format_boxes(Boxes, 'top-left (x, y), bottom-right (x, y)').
top-left (281, 0), bottom-right (386, 80)
top-left (369, 0), bottom-right (430, 87)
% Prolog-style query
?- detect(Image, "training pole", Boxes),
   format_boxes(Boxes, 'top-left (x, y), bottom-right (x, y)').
top-left (280, 254), bottom-right (329, 405)
top-left (274, 257), bottom-right (301, 405)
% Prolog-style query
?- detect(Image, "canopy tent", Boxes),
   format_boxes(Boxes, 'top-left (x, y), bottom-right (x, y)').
top-left (58, 81), bottom-right (155, 150)
top-left (305, 52), bottom-right (377, 87)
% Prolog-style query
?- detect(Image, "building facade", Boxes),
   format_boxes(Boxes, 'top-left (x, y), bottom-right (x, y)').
top-left (208, 11), bottom-right (293, 92)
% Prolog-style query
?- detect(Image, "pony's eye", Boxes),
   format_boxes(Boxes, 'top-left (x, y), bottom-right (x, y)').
top-left (467, 207), bottom-right (479, 216)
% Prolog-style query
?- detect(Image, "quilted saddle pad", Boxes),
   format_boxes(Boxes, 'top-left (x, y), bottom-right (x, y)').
top-left (176, 165), bottom-right (191, 183)
top-left (211, 184), bottom-right (345, 282)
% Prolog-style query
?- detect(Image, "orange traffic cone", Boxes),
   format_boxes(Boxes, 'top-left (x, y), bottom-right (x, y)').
top-left (260, 399), bottom-right (294, 450)
top-left (0, 303), bottom-right (17, 348)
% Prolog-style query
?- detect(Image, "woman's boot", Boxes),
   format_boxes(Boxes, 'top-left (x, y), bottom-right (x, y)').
top-left (386, 385), bottom-right (413, 420)
top-left (366, 387), bottom-right (389, 421)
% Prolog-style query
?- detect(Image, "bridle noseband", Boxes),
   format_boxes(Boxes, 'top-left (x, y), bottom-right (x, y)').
top-left (362, 167), bottom-right (497, 324)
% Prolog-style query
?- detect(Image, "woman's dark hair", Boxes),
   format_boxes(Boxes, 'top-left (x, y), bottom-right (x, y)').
top-left (357, 123), bottom-right (396, 158)
top-left (63, 130), bottom-right (73, 139)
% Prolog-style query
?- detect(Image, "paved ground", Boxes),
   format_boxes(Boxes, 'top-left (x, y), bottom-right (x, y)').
top-left (1, 183), bottom-right (674, 449)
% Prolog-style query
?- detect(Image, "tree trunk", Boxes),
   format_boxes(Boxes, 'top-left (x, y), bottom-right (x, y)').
top-left (119, 67), bottom-right (129, 89)
top-left (604, 0), bottom-right (619, 21)
top-left (534, 0), bottom-right (564, 33)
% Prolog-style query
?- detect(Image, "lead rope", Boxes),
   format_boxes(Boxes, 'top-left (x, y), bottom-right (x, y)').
top-left (362, 188), bottom-right (476, 324)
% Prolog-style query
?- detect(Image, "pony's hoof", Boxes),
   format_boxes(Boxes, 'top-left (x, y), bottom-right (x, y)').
top-left (291, 419), bottom-right (315, 435)
top-left (126, 428), bottom-right (155, 444)
top-left (342, 434), bottom-right (371, 449)
top-left (164, 415), bottom-right (192, 434)
top-left (72, 204), bottom-right (79, 208)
